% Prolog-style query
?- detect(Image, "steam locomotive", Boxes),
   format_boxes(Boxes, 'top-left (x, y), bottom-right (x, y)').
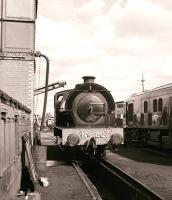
top-left (54, 76), bottom-right (123, 156)
top-left (115, 83), bottom-right (172, 149)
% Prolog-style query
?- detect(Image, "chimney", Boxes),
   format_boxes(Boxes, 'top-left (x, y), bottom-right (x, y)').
top-left (82, 76), bottom-right (96, 83)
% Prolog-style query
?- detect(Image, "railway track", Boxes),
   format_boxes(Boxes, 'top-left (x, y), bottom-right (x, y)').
top-left (77, 155), bottom-right (165, 200)
top-left (41, 132), bottom-right (165, 200)
top-left (72, 161), bottom-right (102, 200)
top-left (98, 158), bottom-right (164, 200)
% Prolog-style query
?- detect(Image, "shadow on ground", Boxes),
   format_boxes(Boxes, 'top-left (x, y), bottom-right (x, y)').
top-left (108, 145), bottom-right (172, 166)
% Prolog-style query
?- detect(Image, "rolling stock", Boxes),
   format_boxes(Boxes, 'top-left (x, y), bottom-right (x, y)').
top-left (54, 76), bottom-right (123, 156)
top-left (117, 83), bottom-right (172, 149)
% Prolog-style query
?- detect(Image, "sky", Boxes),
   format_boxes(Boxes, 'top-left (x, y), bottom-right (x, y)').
top-left (35, 0), bottom-right (172, 115)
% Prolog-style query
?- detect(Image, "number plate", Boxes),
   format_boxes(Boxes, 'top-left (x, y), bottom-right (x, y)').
top-left (95, 132), bottom-right (105, 138)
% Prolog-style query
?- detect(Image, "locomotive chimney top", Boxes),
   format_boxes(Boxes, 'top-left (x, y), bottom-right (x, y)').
top-left (82, 76), bottom-right (96, 83)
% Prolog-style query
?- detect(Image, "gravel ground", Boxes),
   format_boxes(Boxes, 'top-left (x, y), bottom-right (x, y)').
top-left (106, 147), bottom-right (172, 200)
top-left (36, 131), bottom-right (92, 200)
top-left (37, 131), bottom-right (172, 199)
top-left (38, 162), bottom-right (91, 200)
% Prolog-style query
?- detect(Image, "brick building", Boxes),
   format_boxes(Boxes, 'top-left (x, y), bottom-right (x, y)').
top-left (0, 0), bottom-right (36, 111)
top-left (0, 1), bottom-right (37, 199)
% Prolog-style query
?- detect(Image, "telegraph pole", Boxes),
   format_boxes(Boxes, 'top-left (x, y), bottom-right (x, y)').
top-left (141, 73), bottom-right (145, 92)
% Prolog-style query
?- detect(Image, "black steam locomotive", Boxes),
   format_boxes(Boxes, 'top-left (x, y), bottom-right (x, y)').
top-left (54, 76), bottom-right (123, 156)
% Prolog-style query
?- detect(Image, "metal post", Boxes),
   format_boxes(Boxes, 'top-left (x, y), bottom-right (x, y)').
top-left (35, 51), bottom-right (49, 131)
top-left (141, 73), bottom-right (145, 92)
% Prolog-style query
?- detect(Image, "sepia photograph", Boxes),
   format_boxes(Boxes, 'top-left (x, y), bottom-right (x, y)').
top-left (0, 0), bottom-right (172, 199)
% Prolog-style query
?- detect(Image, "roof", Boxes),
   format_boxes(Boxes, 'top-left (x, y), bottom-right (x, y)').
top-left (0, 89), bottom-right (31, 113)
top-left (129, 82), bottom-right (172, 98)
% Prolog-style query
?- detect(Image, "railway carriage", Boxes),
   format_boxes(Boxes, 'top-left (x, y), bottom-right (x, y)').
top-left (124, 83), bottom-right (172, 149)
top-left (54, 76), bottom-right (124, 156)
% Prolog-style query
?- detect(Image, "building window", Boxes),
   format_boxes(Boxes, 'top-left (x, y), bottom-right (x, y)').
top-left (158, 98), bottom-right (163, 112)
top-left (144, 101), bottom-right (148, 113)
top-left (153, 99), bottom-right (157, 112)
top-left (128, 103), bottom-right (133, 121)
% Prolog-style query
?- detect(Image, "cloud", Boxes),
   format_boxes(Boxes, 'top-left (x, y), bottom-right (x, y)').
top-left (38, 0), bottom-right (99, 23)
top-left (35, 0), bottom-right (172, 115)
top-left (114, 2), bottom-right (172, 38)
top-left (103, 0), bottom-right (128, 13)
top-left (38, 0), bottom-right (127, 23)
top-left (149, 0), bottom-right (172, 11)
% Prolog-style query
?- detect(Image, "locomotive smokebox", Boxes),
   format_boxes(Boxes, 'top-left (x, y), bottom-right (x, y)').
top-left (82, 76), bottom-right (96, 83)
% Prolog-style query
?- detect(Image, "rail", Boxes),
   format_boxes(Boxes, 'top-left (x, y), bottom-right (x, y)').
top-left (72, 161), bottom-right (102, 200)
top-left (98, 158), bottom-right (164, 200)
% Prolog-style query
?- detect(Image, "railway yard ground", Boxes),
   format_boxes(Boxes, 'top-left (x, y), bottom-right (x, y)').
top-left (106, 147), bottom-right (172, 200)
top-left (34, 131), bottom-right (95, 200)
top-left (23, 130), bottom-right (172, 200)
